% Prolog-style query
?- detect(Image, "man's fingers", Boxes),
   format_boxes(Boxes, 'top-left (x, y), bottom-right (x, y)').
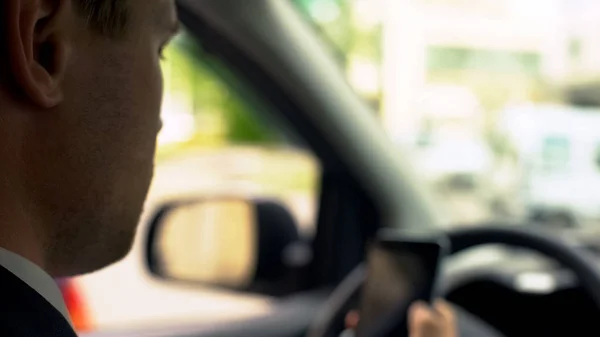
top-left (409, 301), bottom-right (436, 337)
top-left (408, 300), bottom-right (457, 337)
top-left (345, 310), bottom-right (360, 329)
top-left (433, 300), bottom-right (456, 328)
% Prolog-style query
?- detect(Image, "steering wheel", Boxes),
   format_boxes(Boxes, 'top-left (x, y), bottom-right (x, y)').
top-left (307, 226), bottom-right (600, 337)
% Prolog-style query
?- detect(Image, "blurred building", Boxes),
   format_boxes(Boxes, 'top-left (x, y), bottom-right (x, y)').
top-left (290, 0), bottom-right (600, 140)
top-left (381, 0), bottom-right (577, 140)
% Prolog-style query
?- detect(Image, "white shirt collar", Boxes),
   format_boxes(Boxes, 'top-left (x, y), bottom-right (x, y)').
top-left (0, 247), bottom-right (73, 326)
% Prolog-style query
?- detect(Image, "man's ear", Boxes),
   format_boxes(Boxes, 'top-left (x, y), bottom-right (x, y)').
top-left (5, 0), bottom-right (73, 108)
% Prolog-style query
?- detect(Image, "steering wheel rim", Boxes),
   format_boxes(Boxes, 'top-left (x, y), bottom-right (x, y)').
top-left (447, 226), bottom-right (600, 302)
top-left (307, 226), bottom-right (600, 337)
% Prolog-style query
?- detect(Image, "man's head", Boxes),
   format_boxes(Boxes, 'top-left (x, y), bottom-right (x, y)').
top-left (0, 0), bottom-right (178, 276)
top-left (75, 0), bottom-right (131, 37)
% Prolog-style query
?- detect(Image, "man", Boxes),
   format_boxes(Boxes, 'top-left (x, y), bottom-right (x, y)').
top-left (0, 0), bottom-right (178, 335)
top-left (0, 0), bottom-right (453, 336)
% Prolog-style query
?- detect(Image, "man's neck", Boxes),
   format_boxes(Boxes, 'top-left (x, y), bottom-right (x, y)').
top-left (0, 235), bottom-right (45, 272)
top-left (0, 116), bottom-right (50, 275)
top-left (0, 200), bottom-right (47, 273)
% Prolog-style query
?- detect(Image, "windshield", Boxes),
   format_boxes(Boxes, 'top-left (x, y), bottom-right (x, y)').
top-left (292, 0), bottom-right (600, 230)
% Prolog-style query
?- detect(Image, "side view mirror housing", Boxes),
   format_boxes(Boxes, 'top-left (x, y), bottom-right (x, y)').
top-left (144, 197), bottom-right (312, 295)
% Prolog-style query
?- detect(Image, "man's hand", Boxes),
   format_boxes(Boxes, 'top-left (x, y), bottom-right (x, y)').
top-left (344, 299), bottom-right (457, 337)
top-left (408, 300), bottom-right (457, 337)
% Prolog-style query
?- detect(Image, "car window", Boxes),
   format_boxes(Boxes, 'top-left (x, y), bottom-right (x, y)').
top-left (157, 31), bottom-right (320, 237)
top-left (64, 29), bottom-right (321, 332)
top-left (292, 0), bottom-right (600, 229)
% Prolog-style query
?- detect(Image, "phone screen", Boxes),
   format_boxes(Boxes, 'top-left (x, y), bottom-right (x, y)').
top-left (356, 239), bottom-right (445, 337)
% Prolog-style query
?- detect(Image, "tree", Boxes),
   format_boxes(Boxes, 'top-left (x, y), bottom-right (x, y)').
top-left (166, 33), bottom-right (283, 145)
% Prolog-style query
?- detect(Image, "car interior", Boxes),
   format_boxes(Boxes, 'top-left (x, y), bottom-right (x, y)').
top-left (80, 1), bottom-right (600, 337)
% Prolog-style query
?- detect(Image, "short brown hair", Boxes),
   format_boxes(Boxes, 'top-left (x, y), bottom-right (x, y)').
top-left (75, 0), bottom-right (130, 37)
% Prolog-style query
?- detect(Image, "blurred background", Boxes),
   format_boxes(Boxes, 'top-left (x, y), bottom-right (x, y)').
top-left (62, 0), bottom-right (600, 334)
top-left (156, 0), bottom-right (600, 228)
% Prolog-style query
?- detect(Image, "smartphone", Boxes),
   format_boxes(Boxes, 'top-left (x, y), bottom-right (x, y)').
top-left (356, 230), bottom-right (449, 337)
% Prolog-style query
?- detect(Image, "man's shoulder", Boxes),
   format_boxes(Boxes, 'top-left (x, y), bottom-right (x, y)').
top-left (0, 265), bottom-right (77, 337)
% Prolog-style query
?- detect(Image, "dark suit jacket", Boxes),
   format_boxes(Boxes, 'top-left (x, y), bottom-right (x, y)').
top-left (0, 265), bottom-right (77, 336)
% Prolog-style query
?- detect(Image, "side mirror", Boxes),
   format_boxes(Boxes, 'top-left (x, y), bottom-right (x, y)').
top-left (145, 197), bottom-right (311, 294)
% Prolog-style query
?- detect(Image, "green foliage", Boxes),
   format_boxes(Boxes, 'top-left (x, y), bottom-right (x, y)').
top-left (163, 32), bottom-right (282, 145)
top-left (427, 47), bottom-right (541, 75)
